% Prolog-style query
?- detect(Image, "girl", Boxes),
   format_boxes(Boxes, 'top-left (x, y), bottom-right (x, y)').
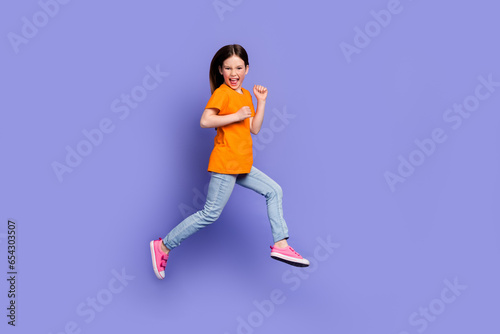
top-left (150, 44), bottom-right (309, 280)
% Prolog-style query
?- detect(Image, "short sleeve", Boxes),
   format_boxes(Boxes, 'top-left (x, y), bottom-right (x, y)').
top-left (205, 88), bottom-right (229, 114)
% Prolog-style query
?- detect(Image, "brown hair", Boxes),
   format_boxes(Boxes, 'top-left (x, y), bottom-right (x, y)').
top-left (209, 44), bottom-right (249, 94)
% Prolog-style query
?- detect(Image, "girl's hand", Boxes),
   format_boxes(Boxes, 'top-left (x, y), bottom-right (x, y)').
top-left (253, 85), bottom-right (268, 102)
top-left (235, 106), bottom-right (252, 121)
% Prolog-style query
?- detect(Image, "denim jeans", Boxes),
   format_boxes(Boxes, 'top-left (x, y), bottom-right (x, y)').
top-left (163, 166), bottom-right (289, 250)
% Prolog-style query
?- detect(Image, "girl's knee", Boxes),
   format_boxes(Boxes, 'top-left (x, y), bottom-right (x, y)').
top-left (267, 184), bottom-right (283, 200)
top-left (200, 207), bottom-right (221, 223)
top-left (276, 184), bottom-right (283, 198)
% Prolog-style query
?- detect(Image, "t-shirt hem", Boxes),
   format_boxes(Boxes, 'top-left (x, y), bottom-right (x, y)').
top-left (207, 168), bottom-right (252, 175)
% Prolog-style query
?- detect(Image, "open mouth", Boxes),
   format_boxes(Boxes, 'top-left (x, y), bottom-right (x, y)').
top-left (229, 78), bottom-right (239, 86)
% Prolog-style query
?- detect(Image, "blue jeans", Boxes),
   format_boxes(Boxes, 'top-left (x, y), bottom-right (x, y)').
top-left (163, 166), bottom-right (289, 250)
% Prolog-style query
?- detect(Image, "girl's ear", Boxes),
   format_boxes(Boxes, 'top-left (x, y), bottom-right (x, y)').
top-left (245, 65), bottom-right (249, 75)
top-left (218, 66), bottom-right (222, 75)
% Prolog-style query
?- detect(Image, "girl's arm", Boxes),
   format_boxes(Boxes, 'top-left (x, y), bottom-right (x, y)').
top-left (249, 85), bottom-right (268, 135)
top-left (200, 107), bottom-right (252, 128)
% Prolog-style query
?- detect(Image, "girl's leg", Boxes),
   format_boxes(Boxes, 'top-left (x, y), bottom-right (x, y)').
top-left (236, 166), bottom-right (310, 267)
top-left (162, 172), bottom-right (237, 251)
top-left (236, 166), bottom-right (289, 243)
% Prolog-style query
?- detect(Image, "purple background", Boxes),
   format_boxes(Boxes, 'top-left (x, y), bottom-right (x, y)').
top-left (2, 0), bottom-right (499, 333)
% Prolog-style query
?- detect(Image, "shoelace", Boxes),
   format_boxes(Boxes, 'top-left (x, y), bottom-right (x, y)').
top-left (288, 246), bottom-right (300, 257)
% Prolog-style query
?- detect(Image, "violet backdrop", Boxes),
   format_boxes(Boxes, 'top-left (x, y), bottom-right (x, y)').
top-left (1, 0), bottom-right (499, 333)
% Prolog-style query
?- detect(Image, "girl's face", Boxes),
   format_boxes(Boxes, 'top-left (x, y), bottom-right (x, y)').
top-left (219, 55), bottom-right (248, 93)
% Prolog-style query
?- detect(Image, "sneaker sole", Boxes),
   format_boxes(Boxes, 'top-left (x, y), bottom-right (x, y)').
top-left (270, 252), bottom-right (310, 267)
top-left (150, 241), bottom-right (165, 279)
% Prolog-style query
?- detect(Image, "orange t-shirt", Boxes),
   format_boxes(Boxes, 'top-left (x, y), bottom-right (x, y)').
top-left (205, 83), bottom-right (256, 174)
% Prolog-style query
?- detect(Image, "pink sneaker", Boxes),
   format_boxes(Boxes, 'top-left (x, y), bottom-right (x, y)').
top-left (270, 245), bottom-right (310, 267)
top-left (150, 238), bottom-right (168, 279)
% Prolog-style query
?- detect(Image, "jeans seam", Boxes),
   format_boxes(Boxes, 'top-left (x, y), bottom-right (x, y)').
top-left (165, 173), bottom-right (234, 249)
top-left (240, 168), bottom-right (288, 240)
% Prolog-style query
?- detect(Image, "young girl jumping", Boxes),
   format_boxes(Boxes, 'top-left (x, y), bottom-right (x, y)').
top-left (150, 44), bottom-right (309, 280)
